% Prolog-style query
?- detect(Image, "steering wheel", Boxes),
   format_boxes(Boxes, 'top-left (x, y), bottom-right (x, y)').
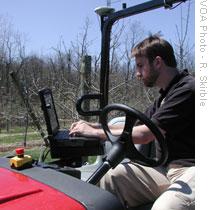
top-left (100, 103), bottom-right (168, 167)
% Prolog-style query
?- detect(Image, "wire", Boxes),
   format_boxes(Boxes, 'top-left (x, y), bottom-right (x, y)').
top-left (164, 0), bottom-right (187, 10)
top-left (170, 1), bottom-right (186, 9)
top-left (111, 0), bottom-right (122, 4)
top-left (38, 144), bottom-right (50, 163)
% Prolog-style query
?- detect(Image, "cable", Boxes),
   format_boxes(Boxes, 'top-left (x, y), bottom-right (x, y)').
top-left (38, 144), bottom-right (50, 163)
top-left (164, 0), bottom-right (187, 10)
top-left (170, 1), bottom-right (186, 10)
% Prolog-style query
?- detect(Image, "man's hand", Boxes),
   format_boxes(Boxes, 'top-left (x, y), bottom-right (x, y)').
top-left (69, 120), bottom-right (104, 139)
top-left (70, 120), bottom-right (101, 130)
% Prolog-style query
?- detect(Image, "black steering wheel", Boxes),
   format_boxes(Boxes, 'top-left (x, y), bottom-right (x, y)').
top-left (100, 103), bottom-right (168, 167)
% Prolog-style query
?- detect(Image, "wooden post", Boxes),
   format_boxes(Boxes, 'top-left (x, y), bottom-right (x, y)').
top-left (79, 55), bottom-right (91, 121)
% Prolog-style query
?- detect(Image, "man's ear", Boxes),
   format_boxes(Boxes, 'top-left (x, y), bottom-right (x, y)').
top-left (153, 56), bottom-right (163, 68)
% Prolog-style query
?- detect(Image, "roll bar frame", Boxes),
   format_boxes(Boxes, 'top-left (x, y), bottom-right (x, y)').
top-left (76, 0), bottom-right (187, 119)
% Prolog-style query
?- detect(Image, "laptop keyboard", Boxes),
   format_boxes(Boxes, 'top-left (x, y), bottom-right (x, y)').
top-left (54, 130), bottom-right (70, 140)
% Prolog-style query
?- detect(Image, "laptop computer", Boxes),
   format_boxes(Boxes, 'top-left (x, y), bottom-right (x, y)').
top-left (39, 88), bottom-right (104, 159)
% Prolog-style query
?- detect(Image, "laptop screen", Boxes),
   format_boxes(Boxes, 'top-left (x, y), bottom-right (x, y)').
top-left (39, 88), bottom-right (59, 135)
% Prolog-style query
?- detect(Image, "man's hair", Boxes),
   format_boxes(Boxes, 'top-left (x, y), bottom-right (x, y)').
top-left (131, 35), bottom-right (177, 68)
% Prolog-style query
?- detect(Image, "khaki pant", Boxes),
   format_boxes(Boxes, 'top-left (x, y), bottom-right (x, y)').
top-left (100, 159), bottom-right (195, 209)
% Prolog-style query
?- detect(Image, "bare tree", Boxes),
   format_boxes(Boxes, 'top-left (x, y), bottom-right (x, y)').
top-left (0, 15), bottom-right (27, 132)
top-left (174, 0), bottom-right (194, 71)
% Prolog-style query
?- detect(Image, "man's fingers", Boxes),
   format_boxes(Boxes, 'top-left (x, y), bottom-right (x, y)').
top-left (70, 122), bottom-right (76, 130)
top-left (70, 120), bottom-right (83, 130)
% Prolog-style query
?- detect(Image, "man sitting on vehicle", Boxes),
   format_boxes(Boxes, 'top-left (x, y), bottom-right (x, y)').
top-left (70, 35), bottom-right (195, 210)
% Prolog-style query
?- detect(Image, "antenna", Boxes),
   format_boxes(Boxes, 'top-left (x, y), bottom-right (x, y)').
top-left (94, 6), bottom-right (115, 16)
top-left (107, 0), bottom-right (111, 7)
top-left (94, 0), bottom-right (114, 17)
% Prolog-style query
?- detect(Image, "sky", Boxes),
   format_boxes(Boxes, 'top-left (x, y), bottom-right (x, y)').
top-left (0, 0), bottom-right (195, 56)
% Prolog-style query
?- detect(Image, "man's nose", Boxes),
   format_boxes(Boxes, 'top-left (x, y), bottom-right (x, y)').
top-left (136, 71), bottom-right (142, 80)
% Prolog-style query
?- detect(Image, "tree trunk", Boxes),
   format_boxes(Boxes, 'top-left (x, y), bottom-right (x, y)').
top-left (79, 55), bottom-right (91, 121)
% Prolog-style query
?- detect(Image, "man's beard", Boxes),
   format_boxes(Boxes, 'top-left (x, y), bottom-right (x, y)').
top-left (143, 66), bottom-right (159, 87)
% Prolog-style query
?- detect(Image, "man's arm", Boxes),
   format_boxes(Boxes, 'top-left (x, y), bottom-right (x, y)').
top-left (69, 120), bottom-right (164, 144)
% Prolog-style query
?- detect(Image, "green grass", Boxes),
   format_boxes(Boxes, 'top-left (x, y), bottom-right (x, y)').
top-left (0, 128), bottom-right (43, 160)
top-left (0, 147), bottom-right (97, 164)
top-left (0, 147), bottom-right (51, 162)
top-left (88, 156), bottom-right (97, 163)
top-left (0, 126), bottom-right (37, 134)
top-left (25, 148), bottom-right (43, 160)
top-left (0, 126), bottom-right (97, 164)
top-left (0, 132), bottom-right (41, 144)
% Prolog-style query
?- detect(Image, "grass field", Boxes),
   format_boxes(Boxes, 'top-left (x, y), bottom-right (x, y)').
top-left (0, 126), bottom-right (44, 159)
top-left (0, 132), bottom-right (41, 144)
top-left (0, 126), bottom-right (97, 164)
top-left (0, 126), bottom-right (44, 144)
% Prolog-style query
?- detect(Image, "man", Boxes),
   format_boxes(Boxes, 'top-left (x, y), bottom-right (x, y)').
top-left (70, 35), bottom-right (195, 209)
